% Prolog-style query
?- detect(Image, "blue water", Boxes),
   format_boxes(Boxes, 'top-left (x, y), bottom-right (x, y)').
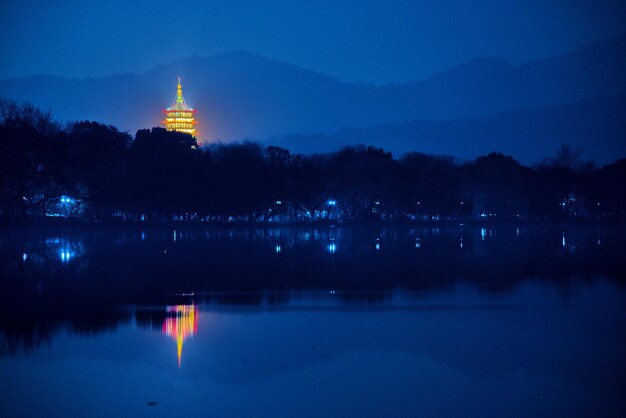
top-left (1, 226), bottom-right (625, 417)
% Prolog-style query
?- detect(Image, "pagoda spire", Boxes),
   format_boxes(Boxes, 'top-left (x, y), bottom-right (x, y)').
top-left (176, 77), bottom-right (183, 104)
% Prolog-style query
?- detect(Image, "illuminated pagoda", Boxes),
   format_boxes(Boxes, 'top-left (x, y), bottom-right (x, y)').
top-left (163, 77), bottom-right (197, 136)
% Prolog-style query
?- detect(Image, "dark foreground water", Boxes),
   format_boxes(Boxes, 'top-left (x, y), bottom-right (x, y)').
top-left (1, 225), bottom-right (625, 417)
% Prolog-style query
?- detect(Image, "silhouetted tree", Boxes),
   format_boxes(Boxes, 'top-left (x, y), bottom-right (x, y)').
top-left (462, 153), bottom-right (529, 219)
top-left (65, 121), bottom-right (131, 218)
top-left (0, 100), bottom-right (65, 218)
top-left (399, 152), bottom-right (459, 219)
top-left (1, 101), bottom-right (625, 223)
top-left (127, 127), bottom-right (201, 219)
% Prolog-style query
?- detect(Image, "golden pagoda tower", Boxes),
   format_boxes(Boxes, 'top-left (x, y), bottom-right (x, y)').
top-left (163, 77), bottom-right (197, 136)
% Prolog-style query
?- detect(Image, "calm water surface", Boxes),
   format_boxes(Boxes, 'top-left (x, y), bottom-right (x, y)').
top-left (1, 226), bottom-right (625, 417)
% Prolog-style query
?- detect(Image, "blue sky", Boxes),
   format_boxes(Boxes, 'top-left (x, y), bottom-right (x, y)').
top-left (1, 0), bottom-right (625, 84)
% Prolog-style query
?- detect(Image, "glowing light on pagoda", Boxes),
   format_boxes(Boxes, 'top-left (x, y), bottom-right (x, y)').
top-left (163, 77), bottom-right (198, 137)
top-left (162, 305), bottom-right (198, 367)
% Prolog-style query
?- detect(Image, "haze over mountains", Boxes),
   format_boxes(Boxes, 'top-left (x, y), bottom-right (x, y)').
top-left (1, 34), bottom-right (625, 163)
top-left (273, 95), bottom-right (626, 163)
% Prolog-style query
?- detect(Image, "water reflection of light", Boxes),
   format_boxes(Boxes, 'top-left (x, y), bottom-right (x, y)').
top-left (275, 244), bottom-right (282, 253)
top-left (162, 305), bottom-right (198, 367)
top-left (481, 228), bottom-right (486, 240)
top-left (327, 242), bottom-right (337, 254)
top-left (22, 252), bottom-right (28, 262)
top-left (562, 232), bottom-right (566, 248)
top-left (415, 238), bottom-right (420, 249)
top-left (375, 243), bottom-right (380, 251)
top-left (59, 249), bottom-right (75, 263)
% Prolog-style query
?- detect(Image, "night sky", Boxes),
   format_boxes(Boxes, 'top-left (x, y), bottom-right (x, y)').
top-left (2, 0), bottom-right (626, 83)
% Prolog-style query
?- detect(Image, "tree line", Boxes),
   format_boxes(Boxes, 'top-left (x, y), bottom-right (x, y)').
top-left (1, 99), bottom-right (624, 223)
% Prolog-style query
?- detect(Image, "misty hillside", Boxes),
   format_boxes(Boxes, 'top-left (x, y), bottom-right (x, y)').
top-left (0, 34), bottom-right (624, 159)
top-left (271, 95), bottom-right (626, 164)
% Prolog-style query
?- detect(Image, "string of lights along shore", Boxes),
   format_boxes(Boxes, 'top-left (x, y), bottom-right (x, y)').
top-left (163, 77), bottom-right (197, 137)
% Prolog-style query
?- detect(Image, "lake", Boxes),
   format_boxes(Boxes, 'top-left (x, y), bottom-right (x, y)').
top-left (1, 225), bottom-right (625, 417)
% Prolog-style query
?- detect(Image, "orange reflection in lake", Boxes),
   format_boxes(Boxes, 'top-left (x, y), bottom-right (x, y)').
top-left (162, 305), bottom-right (198, 367)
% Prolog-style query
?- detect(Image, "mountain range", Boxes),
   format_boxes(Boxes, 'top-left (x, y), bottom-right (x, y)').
top-left (273, 95), bottom-right (626, 164)
top-left (0, 34), bottom-right (625, 163)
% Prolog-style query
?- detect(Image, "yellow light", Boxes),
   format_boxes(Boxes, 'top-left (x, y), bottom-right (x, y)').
top-left (162, 305), bottom-right (198, 367)
top-left (162, 77), bottom-right (198, 137)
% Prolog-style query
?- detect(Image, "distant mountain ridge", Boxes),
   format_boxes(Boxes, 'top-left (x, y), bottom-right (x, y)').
top-left (0, 34), bottom-right (625, 162)
top-left (270, 94), bottom-right (626, 164)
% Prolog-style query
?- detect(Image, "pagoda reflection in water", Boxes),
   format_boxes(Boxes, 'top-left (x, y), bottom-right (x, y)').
top-left (162, 305), bottom-right (198, 367)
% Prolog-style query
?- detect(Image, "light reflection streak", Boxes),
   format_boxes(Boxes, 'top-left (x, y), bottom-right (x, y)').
top-left (162, 305), bottom-right (198, 367)
top-left (59, 249), bottom-right (75, 263)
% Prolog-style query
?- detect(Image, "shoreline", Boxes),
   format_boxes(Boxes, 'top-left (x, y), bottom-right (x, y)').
top-left (1, 217), bottom-right (624, 230)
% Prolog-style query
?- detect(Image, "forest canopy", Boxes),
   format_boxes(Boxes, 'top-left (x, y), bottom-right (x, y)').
top-left (1, 99), bottom-right (624, 223)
